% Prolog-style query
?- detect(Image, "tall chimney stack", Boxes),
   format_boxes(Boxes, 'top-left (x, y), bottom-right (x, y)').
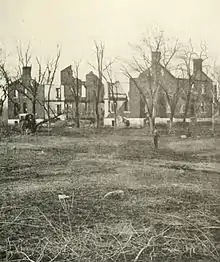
top-left (22, 66), bottom-right (32, 79)
top-left (193, 59), bottom-right (203, 74)
top-left (151, 51), bottom-right (161, 65)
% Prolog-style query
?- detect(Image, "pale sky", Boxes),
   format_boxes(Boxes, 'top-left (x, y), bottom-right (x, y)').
top-left (1, 0), bottom-right (220, 91)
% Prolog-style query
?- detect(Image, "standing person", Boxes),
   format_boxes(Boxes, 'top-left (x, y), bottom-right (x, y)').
top-left (187, 126), bottom-right (192, 137)
top-left (29, 114), bottom-right (36, 133)
top-left (20, 116), bottom-right (27, 135)
top-left (153, 127), bottom-right (160, 149)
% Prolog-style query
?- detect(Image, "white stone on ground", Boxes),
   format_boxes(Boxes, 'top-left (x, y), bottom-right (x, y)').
top-left (103, 190), bottom-right (125, 199)
top-left (58, 194), bottom-right (70, 200)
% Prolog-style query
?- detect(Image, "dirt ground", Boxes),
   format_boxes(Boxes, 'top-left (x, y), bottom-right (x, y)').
top-left (0, 129), bottom-right (220, 261)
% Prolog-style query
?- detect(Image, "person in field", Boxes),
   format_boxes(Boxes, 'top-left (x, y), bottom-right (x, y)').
top-left (153, 127), bottom-right (160, 149)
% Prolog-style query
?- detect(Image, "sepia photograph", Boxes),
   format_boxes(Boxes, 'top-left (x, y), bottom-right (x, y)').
top-left (0, 0), bottom-right (220, 261)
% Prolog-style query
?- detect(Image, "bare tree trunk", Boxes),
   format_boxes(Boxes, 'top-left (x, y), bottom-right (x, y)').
top-left (90, 41), bottom-right (105, 129)
top-left (46, 101), bottom-right (51, 135)
top-left (75, 100), bottom-right (80, 128)
top-left (0, 99), bottom-right (4, 122)
top-left (183, 90), bottom-right (191, 123)
top-left (95, 78), bottom-right (101, 128)
top-left (31, 99), bottom-right (37, 133)
top-left (114, 103), bottom-right (117, 129)
top-left (212, 93), bottom-right (215, 136)
top-left (149, 116), bottom-right (155, 134)
top-left (95, 101), bottom-right (100, 128)
top-left (169, 115), bottom-right (174, 134)
top-left (75, 77), bottom-right (80, 128)
top-left (32, 99), bottom-right (36, 116)
top-left (47, 84), bottom-right (53, 134)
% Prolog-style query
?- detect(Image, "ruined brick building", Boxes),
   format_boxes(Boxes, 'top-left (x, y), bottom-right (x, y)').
top-left (6, 55), bottom-right (218, 127)
top-left (60, 66), bottom-right (105, 124)
top-left (8, 66), bottom-right (45, 124)
top-left (128, 51), bottom-right (214, 122)
top-left (6, 65), bottom-right (105, 125)
top-left (44, 83), bottom-right (65, 119)
top-left (104, 81), bottom-right (129, 126)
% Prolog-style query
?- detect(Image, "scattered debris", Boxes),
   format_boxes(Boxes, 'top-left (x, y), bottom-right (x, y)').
top-left (38, 150), bottom-right (45, 155)
top-left (179, 169), bottom-right (185, 175)
top-left (58, 194), bottom-right (70, 200)
top-left (103, 190), bottom-right (125, 200)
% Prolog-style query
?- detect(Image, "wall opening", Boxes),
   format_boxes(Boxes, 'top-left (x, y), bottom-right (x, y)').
top-left (23, 102), bottom-right (27, 113)
top-left (57, 104), bottom-right (62, 115)
top-left (14, 103), bottom-right (20, 117)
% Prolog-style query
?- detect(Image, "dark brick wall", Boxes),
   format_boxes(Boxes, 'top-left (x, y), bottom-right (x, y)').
top-left (8, 67), bottom-right (45, 119)
top-left (128, 54), bottom-right (213, 119)
top-left (128, 78), bottom-right (141, 118)
top-left (60, 66), bottom-right (83, 100)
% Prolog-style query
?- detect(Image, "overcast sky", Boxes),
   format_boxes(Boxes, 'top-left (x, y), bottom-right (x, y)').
top-left (1, 0), bottom-right (220, 90)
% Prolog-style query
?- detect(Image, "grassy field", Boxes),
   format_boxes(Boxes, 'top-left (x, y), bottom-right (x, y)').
top-left (0, 128), bottom-right (220, 261)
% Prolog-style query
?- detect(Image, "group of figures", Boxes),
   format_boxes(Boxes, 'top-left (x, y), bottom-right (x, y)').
top-left (19, 113), bottom-right (36, 134)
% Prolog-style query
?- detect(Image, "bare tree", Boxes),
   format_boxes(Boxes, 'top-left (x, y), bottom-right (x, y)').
top-left (160, 77), bottom-right (183, 133)
top-left (104, 65), bottom-right (118, 128)
top-left (178, 40), bottom-right (208, 122)
top-left (207, 62), bottom-right (220, 135)
top-left (89, 41), bottom-right (106, 128)
top-left (17, 42), bottom-right (32, 70)
top-left (68, 61), bottom-right (82, 128)
top-left (0, 70), bottom-right (8, 120)
top-left (0, 54), bottom-right (17, 122)
top-left (123, 29), bottom-right (179, 133)
top-left (90, 42), bottom-right (118, 128)
top-left (0, 44), bottom-right (61, 132)
top-left (43, 47), bottom-right (61, 122)
top-left (17, 46), bottom-right (61, 131)
top-left (0, 50), bottom-right (8, 120)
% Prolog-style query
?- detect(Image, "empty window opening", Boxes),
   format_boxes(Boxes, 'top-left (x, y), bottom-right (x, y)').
top-left (23, 102), bottom-right (27, 113)
top-left (190, 103), bottom-right (195, 115)
top-left (201, 101), bottom-right (205, 113)
top-left (201, 84), bottom-right (205, 95)
top-left (124, 100), bottom-right (128, 111)
top-left (81, 85), bottom-right (86, 97)
top-left (14, 89), bottom-right (18, 98)
top-left (56, 88), bottom-right (61, 99)
top-left (57, 104), bottom-right (62, 115)
top-left (14, 103), bottom-right (20, 116)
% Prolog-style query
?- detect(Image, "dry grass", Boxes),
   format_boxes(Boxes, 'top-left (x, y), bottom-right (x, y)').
top-left (0, 129), bottom-right (220, 261)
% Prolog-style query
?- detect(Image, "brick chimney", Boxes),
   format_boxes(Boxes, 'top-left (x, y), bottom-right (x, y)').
top-left (151, 51), bottom-right (161, 65)
top-left (60, 65), bottom-right (73, 85)
top-left (22, 66), bottom-right (32, 79)
top-left (193, 59), bottom-right (203, 73)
